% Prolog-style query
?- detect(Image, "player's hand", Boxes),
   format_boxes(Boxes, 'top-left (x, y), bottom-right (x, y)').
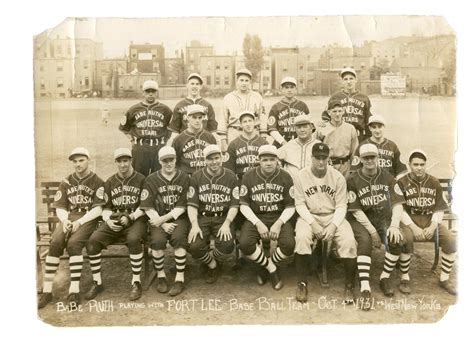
top-left (311, 221), bottom-right (324, 240)
top-left (149, 215), bottom-right (166, 228)
top-left (322, 223), bottom-right (337, 241)
top-left (269, 220), bottom-right (283, 241)
top-left (62, 220), bottom-right (72, 234)
top-left (188, 226), bottom-right (203, 244)
top-left (119, 215), bottom-right (132, 227)
top-left (217, 221), bottom-right (232, 242)
top-left (370, 231), bottom-right (382, 249)
top-left (409, 223), bottom-right (425, 241)
top-left (71, 221), bottom-right (81, 234)
top-left (315, 130), bottom-right (325, 141)
top-left (108, 220), bottom-right (123, 232)
top-left (161, 222), bottom-right (177, 235)
top-left (423, 222), bottom-right (438, 240)
top-left (255, 221), bottom-right (269, 241)
top-left (387, 226), bottom-right (403, 244)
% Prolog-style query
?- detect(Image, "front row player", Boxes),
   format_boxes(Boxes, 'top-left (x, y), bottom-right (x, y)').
top-left (85, 148), bottom-right (147, 301)
top-left (38, 147), bottom-right (104, 309)
top-left (187, 145), bottom-right (240, 283)
top-left (293, 143), bottom-right (357, 303)
top-left (141, 146), bottom-right (190, 297)
top-left (239, 145), bottom-right (296, 290)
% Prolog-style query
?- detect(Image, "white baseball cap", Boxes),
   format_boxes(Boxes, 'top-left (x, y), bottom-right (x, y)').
top-left (238, 110), bottom-right (256, 121)
top-left (258, 145), bottom-right (278, 157)
top-left (69, 147), bottom-right (90, 160)
top-left (143, 80), bottom-right (159, 91)
top-left (186, 104), bottom-right (206, 116)
top-left (187, 73), bottom-right (203, 84)
top-left (203, 144), bottom-right (221, 159)
top-left (359, 144), bottom-right (379, 158)
top-left (158, 146), bottom-right (176, 161)
top-left (368, 115), bottom-right (386, 126)
top-left (114, 148), bottom-right (132, 160)
top-left (340, 67), bottom-right (357, 78)
top-left (281, 76), bottom-right (297, 87)
top-left (293, 115), bottom-right (312, 126)
top-left (236, 68), bottom-right (252, 78)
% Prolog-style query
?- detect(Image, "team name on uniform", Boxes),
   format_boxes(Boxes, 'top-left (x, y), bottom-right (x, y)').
top-left (304, 184), bottom-right (336, 198)
top-left (67, 185), bottom-right (95, 196)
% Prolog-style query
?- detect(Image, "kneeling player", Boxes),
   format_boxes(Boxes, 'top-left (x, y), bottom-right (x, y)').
top-left (239, 145), bottom-right (295, 290)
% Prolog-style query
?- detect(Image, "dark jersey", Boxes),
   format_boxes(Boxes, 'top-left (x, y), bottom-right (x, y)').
top-left (240, 167), bottom-right (295, 219)
top-left (268, 99), bottom-right (310, 142)
top-left (53, 172), bottom-right (104, 214)
top-left (347, 168), bottom-right (405, 225)
top-left (169, 98), bottom-right (218, 133)
top-left (172, 129), bottom-right (217, 175)
top-left (224, 134), bottom-right (268, 178)
top-left (140, 170), bottom-right (190, 216)
top-left (187, 168), bottom-right (239, 215)
top-left (352, 138), bottom-right (407, 177)
top-left (94, 171), bottom-right (145, 212)
top-left (119, 101), bottom-right (173, 143)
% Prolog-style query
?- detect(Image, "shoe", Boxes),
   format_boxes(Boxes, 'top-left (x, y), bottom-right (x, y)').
top-left (169, 281), bottom-right (185, 296)
top-left (256, 266), bottom-right (269, 286)
top-left (199, 263), bottom-right (209, 275)
top-left (84, 281), bottom-right (104, 300)
top-left (295, 282), bottom-right (308, 303)
top-left (66, 292), bottom-right (81, 306)
top-left (232, 257), bottom-right (246, 271)
top-left (269, 269), bottom-right (283, 290)
top-left (399, 280), bottom-right (411, 294)
top-left (156, 277), bottom-right (169, 294)
top-left (360, 290), bottom-right (372, 311)
top-left (439, 280), bottom-right (457, 296)
top-left (379, 278), bottom-right (394, 297)
top-left (206, 264), bottom-right (219, 284)
top-left (343, 283), bottom-right (355, 304)
top-left (129, 282), bottom-right (142, 301)
top-left (38, 292), bottom-right (52, 309)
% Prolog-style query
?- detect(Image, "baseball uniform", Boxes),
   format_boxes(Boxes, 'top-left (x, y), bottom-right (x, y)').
top-left (169, 99), bottom-right (218, 134)
top-left (224, 134), bottom-right (268, 179)
top-left (277, 135), bottom-right (320, 181)
top-left (268, 98), bottom-right (310, 146)
top-left (172, 130), bottom-right (217, 175)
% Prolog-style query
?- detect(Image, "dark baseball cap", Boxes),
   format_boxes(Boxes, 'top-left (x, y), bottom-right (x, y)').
top-left (327, 100), bottom-right (342, 110)
top-left (312, 143), bottom-right (329, 158)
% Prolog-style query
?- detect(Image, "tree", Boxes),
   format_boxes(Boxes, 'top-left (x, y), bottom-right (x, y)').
top-left (242, 34), bottom-right (264, 89)
top-left (170, 58), bottom-right (186, 84)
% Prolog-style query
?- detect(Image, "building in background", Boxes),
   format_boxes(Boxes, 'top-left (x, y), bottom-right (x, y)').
top-left (95, 58), bottom-right (127, 97)
top-left (199, 55), bottom-right (235, 93)
top-left (164, 56), bottom-right (186, 85)
top-left (128, 43), bottom-right (165, 83)
top-left (234, 55), bottom-right (272, 92)
top-left (185, 40), bottom-right (214, 74)
top-left (117, 73), bottom-right (161, 98)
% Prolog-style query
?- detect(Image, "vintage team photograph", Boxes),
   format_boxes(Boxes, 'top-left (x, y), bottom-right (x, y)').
top-left (34, 16), bottom-right (457, 326)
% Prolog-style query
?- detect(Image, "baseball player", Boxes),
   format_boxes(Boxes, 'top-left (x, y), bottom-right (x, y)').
top-left (167, 73), bottom-right (219, 146)
top-left (352, 115), bottom-right (407, 177)
top-left (85, 148), bottom-right (147, 301)
top-left (382, 150), bottom-right (457, 295)
top-left (239, 145), bottom-right (295, 290)
top-left (346, 144), bottom-right (407, 309)
top-left (38, 147), bottom-right (104, 309)
top-left (101, 98), bottom-right (111, 126)
top-left (317, 100), bottom-right (358, 178)
top-left (119, 80), bottom-right (173, 176)
top-left (268, 76), bottom-right (310, 147)
top-left (218, 68), bottom-right (267, 151)
top-left (293, 143), bottom-right (357, 303)
top-left (172, 104), bottom-right (217, 176)
top-left (321, 67), bottom-right (372, 143)
top-left (277, 115), bottom-right (321, 181)
top-left (224, 110), bottom-right (268, 179)
top-left (187, 145), bottom-right (239, 283)
top-left (140, 146), bottom-right (190, 296)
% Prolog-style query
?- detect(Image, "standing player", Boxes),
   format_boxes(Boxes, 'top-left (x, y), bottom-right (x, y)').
top-left (119, 80), bottom-right (173, 176)
top-left (352, 115), bottom-right (407, 177)
top-left (383, 150), bottom-right (457, 295)
top-left (101, 98), bottom-right (111, 126)
top-left (187, 145), bottom-right (240, 283)
top-left (140, 146), bottom-right (190, 296)
top-left (239, 145), bottom-right (295, 290)
top-left (346, 144), bottom-right (407, 309)
top-left (167, 73), bottom-right (219, 146)
top-left (322, 67), bottom-right (372, 142)
top-left (277, 115), bottom-right (321, 181)
top-left (268, 77), bottom-right (310, 147)
top-left (38, 147), bottom-right (104, 309)
top-left (293, 143), bottom-right (357, 303)
top-left (224, 110), bottom-right (268, 179)
top-left (85, 148), bottom-right (147, 301)
top-left (219, 68), bottom-right (266, 151)
top-left (172, 104), bottom-right (217, 175)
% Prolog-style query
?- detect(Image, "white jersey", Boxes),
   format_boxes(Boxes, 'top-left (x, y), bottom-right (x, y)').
top-left (277, 136), bottom-right (320, 180)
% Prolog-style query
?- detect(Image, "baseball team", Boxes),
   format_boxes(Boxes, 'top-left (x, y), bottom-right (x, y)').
top-left (38, 67), bottom-right (457, 311)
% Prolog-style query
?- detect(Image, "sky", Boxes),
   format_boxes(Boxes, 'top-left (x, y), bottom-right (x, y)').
top-left (40, 16), bottom-right (455, 58)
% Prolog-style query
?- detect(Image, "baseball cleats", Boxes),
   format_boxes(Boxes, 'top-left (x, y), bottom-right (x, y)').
top-left (360, 290), bottom-right (372, 311)
top-left (343, 283), bottom-right (355, 304)
top-left (295, 282), bottom-right (308, 303)
top-left (256, 266), bottom-right (269, 285)
top-left (270, 269), bottom-right (283, 290)
top-left (169, 281), bottom-right (185, 297)
top-left (399, 280), bottom-right (411, 294)
top-left (84, 281), bottom-right (104, 300)
top-left (439, 280), bottom-right (457, 295)
top-left (129, 282), bottom-right (142, 301)
top-left (206, 263), bottom-right (219, 284)
top-left (379, 278), bottom-right (394, 297)
top-left (156, 277), bottom-right (169, 294)
top-left (38, 292), bottom-right (52, 309)
top-left (66, 292), bottom-right (81, 307)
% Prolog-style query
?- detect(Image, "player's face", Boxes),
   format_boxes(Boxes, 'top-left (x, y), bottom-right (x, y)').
top-left (409, 157), bottom-right (426, 178)
top-left (369, 123), bottom-right (385, 139)
top-left (71, 156), bottom-right (89, 176)
top-left (361, 155), bottom-right (378, 171)
top-left (187, 113), bottom-right (204, 130)
top-left (329, 106), bottom-right (344, 124)
top-left (160, 157), bottom-right (176, 174)
top-left (143, 89), bottom-right (158, 103)
top-left (342, 74), bottom-right (356, 91)
top-left (311, 155), bottom-right (328, 173)
top-left (295, 123), bottom-right (312, 139)
top-left (240, 116), bottom-right (256, 133)
top-left (236, 75), bottom-right (251, 92)
top-left (259, 155), bottom-right (278, 175)
top-left (187, 78), bottom-right (202, 97)
top-left (206, 153), bottom-right (222, 172)
top-left (282, 84), bottom-right (296, 99)
top-left (116, 157), bottom-right (132, 176)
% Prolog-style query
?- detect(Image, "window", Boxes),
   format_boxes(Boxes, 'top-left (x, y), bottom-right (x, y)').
top-left (85, 77), bottom-right (90, 87)
top-left (83, 60), bottom-right (88, 69)
top-left (224, 77), bottom-right (229, 85)
top-left (224, 63), bottom-right (228, 70)
top-left (57, 61), bottom-right (63, 72)
top-left (206, 76), bottom-right (211, 85)
top-left (57, 78), bottom-right (64, 88)
top-left (59, 93), bottom-right (65, 98)
top-left (56, 44), bottom-right (62, 55)
top-left (40, 93), bottom-right (47, 97)
top-left (265, 63), bottom-right (270, 70)
top-left (299, 65), bottom-right (304, 70)
top-left (216, 64), bottom-right (220, 70)
top-left (40, 79), bottom-right (45, 90)
top-left (39, 64), bottom-right (44, 72)
top-left (215, 77), bottom-right (220, 85)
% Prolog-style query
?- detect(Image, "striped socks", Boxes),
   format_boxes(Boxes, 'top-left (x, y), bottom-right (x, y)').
top-left (380, 252), bottom-right (400, 280)
top-left (440, 252), bottom-right (456, 281)
top-left (43, 255), bottom-right (59, 293)
top-left (130, 252), bottom-right (143, 284)
top-left (88, 253), bottom-right (102, 285)
top-left (69, 255), bottom-right (83, 294)
top-left (357, 255), bottom-right (371, 292)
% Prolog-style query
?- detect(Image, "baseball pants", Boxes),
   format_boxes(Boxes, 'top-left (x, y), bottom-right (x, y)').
top-left (188, 216), bottom-right (235, 259)
top-left (132, 144), bottom-right (163, 176)
top-left (150, 217), bottom-right (190, 250)
top-left (49, 218), bottom-right (99, 257)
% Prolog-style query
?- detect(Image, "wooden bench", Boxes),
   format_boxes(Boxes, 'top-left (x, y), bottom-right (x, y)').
top-left (36, 181), bottom-right (153, 291)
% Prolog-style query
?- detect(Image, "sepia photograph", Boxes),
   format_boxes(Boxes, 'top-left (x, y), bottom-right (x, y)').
top-left (33, 15), bottom-right (458, 327)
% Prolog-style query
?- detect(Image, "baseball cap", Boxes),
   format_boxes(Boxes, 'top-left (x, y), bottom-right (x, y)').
top-left (312, 143), bottom-right (330, 158)
top-left (293, 115), bottom-right (312, 126)
top-left (281, 76), bottom-right (297, 87)
top-left (408, 149), bottom-right (427, 162)
top-left (186, 104), bottom-right (206, 116)
top-left (238, 110), bottom-right (256, 121)
top-left (368, 115), bottom-right (386, 126)
top-left (236, 68), bottom-right (252, 78)
top-left (158, 146), bottom-right (176, 161)
top-left (327, 100), bottom-right (342, 110)
top-left (114, 148), bottom-right (132, 160)
top-left (340, 67), bottom-right (357, 78)
top-left (203, 144), bottom-right (221, 159)
top-left (143, 80), bottom-right (159, 91)
top-left (359, 144), bottom-right (379, 158)
top-left (258, 145), bottom-right (278, 158)
top-left (187, 73), bottom-right (203, 84)
top-left (69, 147), bottom-right (90, 160)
